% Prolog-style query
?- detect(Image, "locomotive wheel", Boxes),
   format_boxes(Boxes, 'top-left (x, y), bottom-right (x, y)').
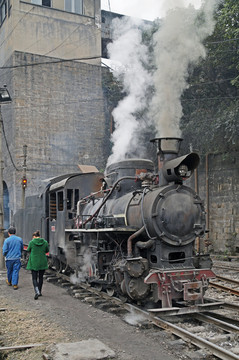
top-left (94, 284), bottom-right (103, 292)
top-left (48, 257), bottom-right (54, 269)
top-left (21, 251), bottom-right (29, 268)
top-left (61, 262), bottom-right (69, 274)
top-left (106, 288), bottom-right (115, 297)
top-left (53, 258), bottom-right (62, 273)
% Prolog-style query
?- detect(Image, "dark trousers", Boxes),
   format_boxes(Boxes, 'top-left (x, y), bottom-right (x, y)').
top-left (31, 270), bottom-right (45, 294)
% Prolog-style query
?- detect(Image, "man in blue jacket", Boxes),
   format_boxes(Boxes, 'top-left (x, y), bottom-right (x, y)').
top-left (2, 226), bottom-right (23, 290)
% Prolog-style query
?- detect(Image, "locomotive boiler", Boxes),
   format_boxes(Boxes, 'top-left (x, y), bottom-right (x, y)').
top-left (14, 137), bottom-right (215, 308)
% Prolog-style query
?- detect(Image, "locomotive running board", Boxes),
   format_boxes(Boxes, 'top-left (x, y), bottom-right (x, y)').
top-left (65, 228), bottom-right (137, 232)
top-left (147, 301), bottom-right (224, 316)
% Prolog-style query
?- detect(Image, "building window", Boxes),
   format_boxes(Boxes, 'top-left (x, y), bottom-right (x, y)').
top-left (65, 0), bottom-right (83, 15)
top-left (0, 0), bottom-right (7, 26)
top-left (31, 0), bottom-right (51, 7)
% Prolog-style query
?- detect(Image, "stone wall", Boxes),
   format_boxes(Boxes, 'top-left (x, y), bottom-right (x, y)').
top-left (191, 151), bottom-right (239, 254)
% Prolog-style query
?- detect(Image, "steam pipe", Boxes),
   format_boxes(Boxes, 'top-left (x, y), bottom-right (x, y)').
top-left (82, 176), bottom-right (137, 227)
top-left (135, 239), bottom-right (155, 257)
top-left (127, 226), bottom-right (145, 257)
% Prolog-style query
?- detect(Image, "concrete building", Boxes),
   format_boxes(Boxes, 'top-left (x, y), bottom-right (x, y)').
top-left (0, 0), bottom-right (112, 224)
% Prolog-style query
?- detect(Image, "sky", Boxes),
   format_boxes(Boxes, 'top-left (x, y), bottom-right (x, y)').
top-left (101, 0), bottom-right (203, 21)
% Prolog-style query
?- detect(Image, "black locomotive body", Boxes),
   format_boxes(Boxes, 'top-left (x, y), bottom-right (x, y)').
top-left (14, 138), bottom-right (215, 308)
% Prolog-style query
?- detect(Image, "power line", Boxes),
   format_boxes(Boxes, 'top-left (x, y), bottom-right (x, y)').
top-left (2, 117), bottom-right (19, 171)
top-left (206, 37), bottom-right (239, 45)
top-left (182, 95), bottom-right (239, 102)
top-left (189, 77), bottom-right (236, 86)
top-left (0, 6), bottom-right (35, 54)
top-left (0, 56), bottom-right (101, 70)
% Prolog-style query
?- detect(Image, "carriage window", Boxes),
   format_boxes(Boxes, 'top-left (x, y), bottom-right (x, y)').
top-left (50, 192), bottom-right (57, 220)
top-left (67, 189), bottom-right (73, 210)
top-left (57, 191), bottom-right (64, 211)
top-left (74, 189), bottom-right (79, 208)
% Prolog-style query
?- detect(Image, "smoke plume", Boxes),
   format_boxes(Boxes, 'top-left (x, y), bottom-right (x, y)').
top-left (106, 17), bottom-right (152, 166)
top-left (107, 0), bottom-right (219, 165)
top-left (150, 0), bottom-right (218, 137)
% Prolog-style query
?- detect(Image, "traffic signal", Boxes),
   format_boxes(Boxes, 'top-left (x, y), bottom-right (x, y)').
top-left (22, 177), bottom-right (27, 188)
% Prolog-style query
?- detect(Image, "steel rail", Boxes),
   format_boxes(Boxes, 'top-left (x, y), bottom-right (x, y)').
top-left (47, 270), bottom-right (239, 359)
top-left (121, 303), bottom-right (239, 360)
top-left (204, 298), bottom-right (239, 312)
top-left (193, 313), bottom-right (239, 333)
top-left (209, 282), bottom-right (239, 296)
top-left (215, 275), bottom-right (239, 285)
top-left (212, 264), bottom-right (239, 272)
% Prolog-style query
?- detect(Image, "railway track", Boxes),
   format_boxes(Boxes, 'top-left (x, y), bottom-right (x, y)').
top-left (45, 269), bottom-right (239, 360)
top-left (212, 260), bottom-right (239, 272)
top-left (209, 275), bottom-right (239, 297)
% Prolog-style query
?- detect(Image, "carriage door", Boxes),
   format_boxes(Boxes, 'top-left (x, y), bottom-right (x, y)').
top-left (49, 192), bottom-right (57, 256)
top-left (49, 190), bottom-right (64, 257)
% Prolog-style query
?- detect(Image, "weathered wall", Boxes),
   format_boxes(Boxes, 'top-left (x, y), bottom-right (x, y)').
top-left (1, 51), bottom-right (111, 218)
top-left (189, 152), bottom-right (239, 254)
top-left (0, 0), bottom-right (101, 67)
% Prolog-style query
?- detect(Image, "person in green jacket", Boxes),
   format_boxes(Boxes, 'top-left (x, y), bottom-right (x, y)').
top-left (26, 230), bottom-right (49, 300)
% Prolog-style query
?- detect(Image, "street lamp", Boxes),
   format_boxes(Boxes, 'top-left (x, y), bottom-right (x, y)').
top-left (0, 86), bottom-right (12, 270)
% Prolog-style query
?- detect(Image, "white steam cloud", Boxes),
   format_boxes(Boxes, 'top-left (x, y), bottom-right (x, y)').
top-left (150, 0), bottom-right (218, 137)
top-left (107, 0), bottom-right (219, 165)
top-left (106, 17), bottom-right (152, 166)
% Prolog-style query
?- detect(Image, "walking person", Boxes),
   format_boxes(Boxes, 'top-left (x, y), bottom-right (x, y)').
top-left (2, 226), bottom-right (23, 290)
top-left (26, 230), bottom-right (49, 300)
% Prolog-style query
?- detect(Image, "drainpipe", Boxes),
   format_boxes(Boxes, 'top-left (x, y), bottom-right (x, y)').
top-left (194, 167), bottom-right (200, 253)
top-left (205, 153), bottom-right (210, 251)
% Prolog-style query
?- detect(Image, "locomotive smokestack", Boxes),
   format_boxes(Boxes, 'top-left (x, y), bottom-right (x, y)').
top-left (150, 137), bottom-right (182, 168)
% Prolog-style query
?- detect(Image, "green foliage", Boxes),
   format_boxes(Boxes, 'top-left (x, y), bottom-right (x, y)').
top-left (102, 67), bottom-right (124, 110)
top-left (181, 0), bottom-right (239, 154)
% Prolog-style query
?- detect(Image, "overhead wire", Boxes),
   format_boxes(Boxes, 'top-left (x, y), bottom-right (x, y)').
top-left (1, 114), bottom-right (19, 171)
top-left (0, 56), bottom-right (101, 70)
top-left (0, 6), bottom-right (35, 54)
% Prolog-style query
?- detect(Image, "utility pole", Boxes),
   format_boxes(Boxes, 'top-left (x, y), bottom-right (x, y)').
top-left (0, 86), bottom-right (12, 270)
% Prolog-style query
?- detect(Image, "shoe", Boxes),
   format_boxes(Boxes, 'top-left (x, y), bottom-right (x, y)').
top-left (6, 279), bottom-right (12, 286)
top-left (38, 293), bottom-right (42, 297)
top-left (34, 293), bottom-right (39, 300)
top-left (13, 285), bottom-right (18, 290)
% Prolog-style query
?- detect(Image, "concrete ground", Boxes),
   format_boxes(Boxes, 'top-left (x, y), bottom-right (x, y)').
top-left (0, 267), bottom-right (181, 360)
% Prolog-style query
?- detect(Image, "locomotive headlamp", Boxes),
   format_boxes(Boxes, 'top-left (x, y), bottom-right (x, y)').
top-left (162, 152), bottom-right (200, 183)
top-left (177, 164), bottom-right (190, 177)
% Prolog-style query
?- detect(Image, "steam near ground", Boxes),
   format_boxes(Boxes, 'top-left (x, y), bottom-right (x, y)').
top-left (106, 0), bottom-right (219, 166)
top-left (123, 306), bottom-right (148, 326)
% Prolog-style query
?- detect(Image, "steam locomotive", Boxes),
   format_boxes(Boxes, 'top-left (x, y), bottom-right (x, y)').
top-left (14, 137), bottom-right (215, 308)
